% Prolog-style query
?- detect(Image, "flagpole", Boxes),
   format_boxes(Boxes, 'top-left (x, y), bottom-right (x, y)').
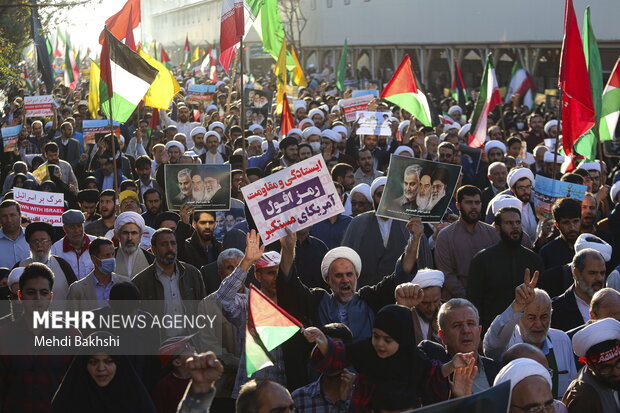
top-left (239, 36), bottom-right (247, 173)
top-left (553, 88), bottom-right (563, 177)
top-left (103, 27), bottom-right (120, 202)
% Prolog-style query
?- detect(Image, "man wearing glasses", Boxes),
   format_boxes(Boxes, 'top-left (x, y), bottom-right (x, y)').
top-left (565, 318), bottom-right (620, 412)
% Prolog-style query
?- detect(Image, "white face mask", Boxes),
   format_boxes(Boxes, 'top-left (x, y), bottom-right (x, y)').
top-left (309, 141), bottom-right (321, 153)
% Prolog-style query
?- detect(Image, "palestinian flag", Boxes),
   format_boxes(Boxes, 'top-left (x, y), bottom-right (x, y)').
top-left (505, 61), bottom-right (536, 109)
top-left (246, 284), bottom-right (302, 377)
top-left (100, 28), bottom-right (158, 123)
top-left (450, 59), bottom-right (467, 106)
top-left (160, 46), bottom-right (172, 70)
top-left (380, 55), bottom-right (432, 127)
top-left (183, 35), bottom-right (191, 71)
top-left (469, 54), bottom-right (502, 148)
top-left (63, 32), bottom-right (79, 89)
top-left (599, 58), bottom-right (620, 141)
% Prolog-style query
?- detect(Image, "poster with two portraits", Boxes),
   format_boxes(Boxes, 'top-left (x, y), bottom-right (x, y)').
top-left (376, 155), bottom-right (461, 223)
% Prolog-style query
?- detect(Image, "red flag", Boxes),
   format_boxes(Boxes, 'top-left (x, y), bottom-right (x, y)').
top-left (558, 0), bottom-right (595, 156)
top-left (219, 0), bottom-right (246, 73)
top-left (184, 35), bottom-right (190, 52)
top-left (100, 30), bottom-right (113, 97)
top-left (149, 107), bottom-right (160, 130)
top-left (124, 7), bottom-right (136, 51)
top-left (281, 93), bottom-right (295, 136)
top-left (99, 0), bottom-right (140, 44)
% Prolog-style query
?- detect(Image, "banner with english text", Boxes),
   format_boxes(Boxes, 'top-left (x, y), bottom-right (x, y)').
top-left (13, 188), bottom-right (64, 226)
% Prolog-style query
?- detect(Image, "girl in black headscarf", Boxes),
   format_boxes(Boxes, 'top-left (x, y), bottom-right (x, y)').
top-left (304, 304), bottom-right (475, 412)
top-left (46, 164), bottom-right (77, 208)
top-left (10, 173), bottom-right (27, 189)
top-left (51, 332), bottom-right (156, 413)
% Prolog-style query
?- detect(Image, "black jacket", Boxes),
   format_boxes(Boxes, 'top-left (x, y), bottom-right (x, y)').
top-left (551, 285), bottom-right (586, 332)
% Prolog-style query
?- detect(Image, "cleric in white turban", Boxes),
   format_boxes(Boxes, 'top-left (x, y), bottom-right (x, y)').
top-left (412, 268), bottom-right (445, 289)
top-left (507, 167), bottom-right (535, 189)
top-left (165, 140), bottom-right (185, 153)
top-left (493, 358), bottom-right (552, 392)
top-left (484, 140), bottom-right (507, 155)
top-left (574, 234), bottom-right (612, 262)
top-left (113, 211), bottom-right (153, 277)
top-left (320, 247), bottom-right (362, 282)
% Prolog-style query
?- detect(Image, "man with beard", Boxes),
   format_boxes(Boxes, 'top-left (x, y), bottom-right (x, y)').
top-left (347, 183), bottom-right (373, 217)
top-left (467, 207), bottom-right (544, 330)
top-left (483, 269), bottom-right (577, 398)
top-left (540, 198), bottom-right (582, 269)
top-left (191, 171), bottom-right (207, 202)
top-left (141, 189), bottom-right (163, 229)
top-left (17, 222), bottom-right (77, 307)
top-left (435, 186), bottom-right (500, 299)
top-left (85, 189), bottom-right (117, 237)
top-left (51, 210), bottom-right (96, 280)
top-left (203, 176), bottom-right (225, 205)
top-left (523, 113), bottom-right (546, 152)
top-left (160, 105), bottom-right (201, 149)
top-left (353, 148), bottom-right (383, 186)
top-left (174, 168), bottom-right (193, 203)
top-left (395, 269), bottom-right (444, 344)
top-left (485, 168), bottom-right (538, 242)
top-left (580, 193), bottom-right (613, 243)
top-left (113, 212), bottom-right (154, 278)
top-left (265, 137), bottom-right (299, 174)
top-left (476, 141), bottom-right (506, 191)
top-left (179, 211), bottom-right (222, 270)
top-left (428, 167), bottom-right (451, 214)
top-left (564, 318), bottom-right (620, 412)
top-left (418, 298), bottom-right (501, 394)
top-left (395, 164), bottom-right (422, 210)
top-left (41, 142), bottom-right (78, 192)
top-left (552, 249), bottom-right (606, 332)
top-left (481, 162), bottom-right (508, 214)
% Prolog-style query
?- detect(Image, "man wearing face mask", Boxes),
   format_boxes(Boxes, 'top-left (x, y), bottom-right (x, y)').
top-left (67, 237), bottom-right (130, 312)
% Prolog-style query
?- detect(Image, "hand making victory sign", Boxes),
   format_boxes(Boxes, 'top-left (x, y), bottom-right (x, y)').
top-left (512, 268), bottom-right (540, 313)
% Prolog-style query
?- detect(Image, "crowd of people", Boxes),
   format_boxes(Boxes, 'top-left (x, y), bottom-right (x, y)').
top-left (1, 61), bottom-right (620, 413)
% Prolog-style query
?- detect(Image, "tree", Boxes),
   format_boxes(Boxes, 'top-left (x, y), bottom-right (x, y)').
top-left (279, 0), bottom-right (308, 56)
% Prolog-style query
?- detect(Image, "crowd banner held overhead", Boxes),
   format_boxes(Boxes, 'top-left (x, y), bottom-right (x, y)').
top-left (13, 188), bottom-right (64, 226)
top-left (1, 125), bottom-right (22, 152)
top-left (411, 381), bottom-right (510, 412)
top-left (340, 95), bottom-right (374, 122)
top-left (377, 155), bottom-right (462, 223)
top-left (351, 90), bottom-right (379, 98)
top-left (24, 95), bottom-right (55, 118)
top-left (244, 88), bottom-right (273, 127)
top-left (82, 120), bottom-right (120, 146)
top-left (241, 154), bottom-right (344, 245)
top-left (164, 164), bottom-right (231, 212)
top-left (186, 84), bottom-right (217, 104)
top-left (356, 111), bottom-right (393, 136)
top-left (468, 54), bottom-right (502, 148)
top-left (533, 175), bottom-right (588, 220)
top-left (246, 284), bottom-right (303, 377)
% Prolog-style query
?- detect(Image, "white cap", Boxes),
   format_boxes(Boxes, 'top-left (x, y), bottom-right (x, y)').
top-left (544, 120), bottom-right (558, 135)
top-left (543, 152), bottom-right (565, 163)
top-left (574, 234), bottom-right (613, 262)
top-left (321, 129), bottom-right (341, 143)
top-left (448, 105), bottom-right (463, 116)
top-left (308, 108), bottom-right (325, 120)
top-left (611, 181), bottom-right (620, 203)
top-left (458, 124), bottom-right (471, 138)
top-left (248, 124), bottom-right (264, 133)
top-left (507, 167), bottom-right (535, 188)
top-left (350, 183), bottom-right (372, 203)
top-left (302, 126), bottom-right (322, 140)
top-left (493, 358), bottom-right (552, 392)
top-left (320, 247), bottom-right (362, 281)
top-left (578, 161), bottom-right (601, 172)
top-left (190, 126), bottom-right (207, 138)
top-left (413, 269), bottom-right (445, 289)
top-left (484, 140), bottom-right (507, 154)
top-left (370, 176), bottom-right (387, 197)
top-left (204, 131), bottom-right (221, 143)
top-left (208, 121), bottom-right (225, 131)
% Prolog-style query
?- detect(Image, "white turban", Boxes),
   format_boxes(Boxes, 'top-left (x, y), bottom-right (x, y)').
top-left (308, 108), bottom-right (325, 120)
top-left (320, 247), bottom-right (362, 281)
top-left (398, 121), bottom-right (410, 136)
top-left (458, 124), bottom-right (471, 138)
top-left (247, 135), bottom-right (263, 146)
top-left (320, 104), bottom-right (329, 112)
top-left (215, 81), bottom-right (225, 88)
top-left (321, 129), bottom-right (341, 143)
top-left (331, 105), bottom-right (341, 113)
top-left (293, 100), bottom-right (307, 112)
top-left (261, 139), bottom-right (279, 152)
top-left (610, 181), bottom-right (620, 203)
top-left (394, 146), bottom-right (415, 157)
top-left (190, 126), bottom-right (207, 138)
top-left (370, 176), bottom-right (387, 197)
top-left (114, 211), bottom-right (145, 234)
top-left (165, 141), bottom-right (184, 152)
top-left (286, 128), bottom-right (303, 138)
top-left (507, 167), bottom-right (535, 188)
top-left (491, 195), bottom-right (522, 214)
top-left (208, 122), bottom-right (225, 131)
top-left (484, 140), bottom-right (507, 154)
top-left (444, 121), bottom-right (460, 132)
top-left (543, 152), bottom-right (565, 163)
top-left (448, 105), bottom-right (463, 116)
top-left (206, 104), bottom-right (219, 113)
top-left (578, 161), bottom-right (601, 172)
top-left (332, 125), bottom-right (347, 137)
top-left (574, 234), bottom-right (613, 262)
top-left (350, 183), bottom-right (372, 203)
top-left (573, 318), bottom-right (620, 358)
top-left (413, 269), bottom-right (445, 289)
top-left (248, 124), bottom-right (264, 133)
top-left (493, 358), bottom-right (552, 392)
top-left (8, 267), bottom-right (24, 287)
top-left (204, 131), bottom-right (221, 143)
top-left (302, 126), bottom-right (322, 140)
top-left (544, 120), bottom-right (558, 135)
top-left (299, 118), bottom-right (314, 129)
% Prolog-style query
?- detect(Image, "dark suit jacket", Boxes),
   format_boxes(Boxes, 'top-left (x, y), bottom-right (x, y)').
top-left (551, 285), bottom-right (586, 332)
top-left (135, 178), bottom-right (163, 202)
top-left (199, 261), bottom-right (220, 296)
top-left (538, 264), bottom-right (573, 299)
top-left (54, 137), bottom-right (81, 167)
top-left (481, 186), bottom-right (498, 216)
top-left (418, 340), bottom-right (501, 387)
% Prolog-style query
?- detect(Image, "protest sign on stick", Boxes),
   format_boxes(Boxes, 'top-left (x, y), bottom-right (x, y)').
top-left (242, 154), bottom-right (344, 244)
top-left (355, 111), bottom-right (393, 136)
top-left (186, 84), bottom-right (217, 104)
top-left (1, 125), bottom-right (22, 152)
top-left (82, 120), bottom-right (120, 146)
top-left (340, 95), bottom-right (374, 122)
top-left (13, 188), bottom-right (64, 226)
top-left (24, 95), bottom-right (55, 117)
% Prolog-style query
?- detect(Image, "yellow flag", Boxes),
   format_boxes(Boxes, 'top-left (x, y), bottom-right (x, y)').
top-left (88, 59), bottom-right (100, 119)
top-left (274, 38), bottom-right (288, 115)
top-left (32, 163), bottom-right (49, 184)
top-left (191, 47), bottom-right (202, 63)
top-left (139, 48), bottom-right (181, 110)
top-left (290, 46), bottom-right (307, 88)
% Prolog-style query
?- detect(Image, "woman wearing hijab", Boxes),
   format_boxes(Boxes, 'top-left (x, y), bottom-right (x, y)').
top-left (304, 304), bottom-right (476, 412)
top-left (47, 164), bottom-right (77, 208)
top-left (51, 331), bottom-right (156, 413)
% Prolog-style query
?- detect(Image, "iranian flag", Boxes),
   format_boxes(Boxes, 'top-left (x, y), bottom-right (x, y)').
top-left (246, 284), bottom-right (302, 377)
top-left (380, 55), bottom-right (432, 127)
top-left (468, 55), bottom-right (502, 148)
top-left (505, 61), bottom-right (536, 109)
top-left (63, 32), bottom-right (80, 90)
top-left (219, 0), bottom-right (261, 74)
top-left (183, 35), bottom-right (191, 71)
top-left (99, 28), bottom-right (158, 123)
top-left (599, 58), bottom-right (620, 141)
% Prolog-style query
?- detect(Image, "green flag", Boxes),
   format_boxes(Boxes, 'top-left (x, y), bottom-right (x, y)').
top-left (574, 6), bottom-right (603, 161)
top-left (254, 0), bottom-right (295, 69)
top-left (336, 38), bottom-right (348, 91)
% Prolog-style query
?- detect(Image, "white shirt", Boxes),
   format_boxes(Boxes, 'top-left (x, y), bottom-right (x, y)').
top-left (376, 216), bottom-right (392, 248)
top-left (574, 291), bottom-right (591, 324)
top-left (521, 202), bottom-right (538, 242)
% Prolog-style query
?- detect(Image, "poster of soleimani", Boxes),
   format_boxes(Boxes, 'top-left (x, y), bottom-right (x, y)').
top-left (377, 155), bottom-right (461, 223)
top-left (164, 164), bottom-right (231, 211)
